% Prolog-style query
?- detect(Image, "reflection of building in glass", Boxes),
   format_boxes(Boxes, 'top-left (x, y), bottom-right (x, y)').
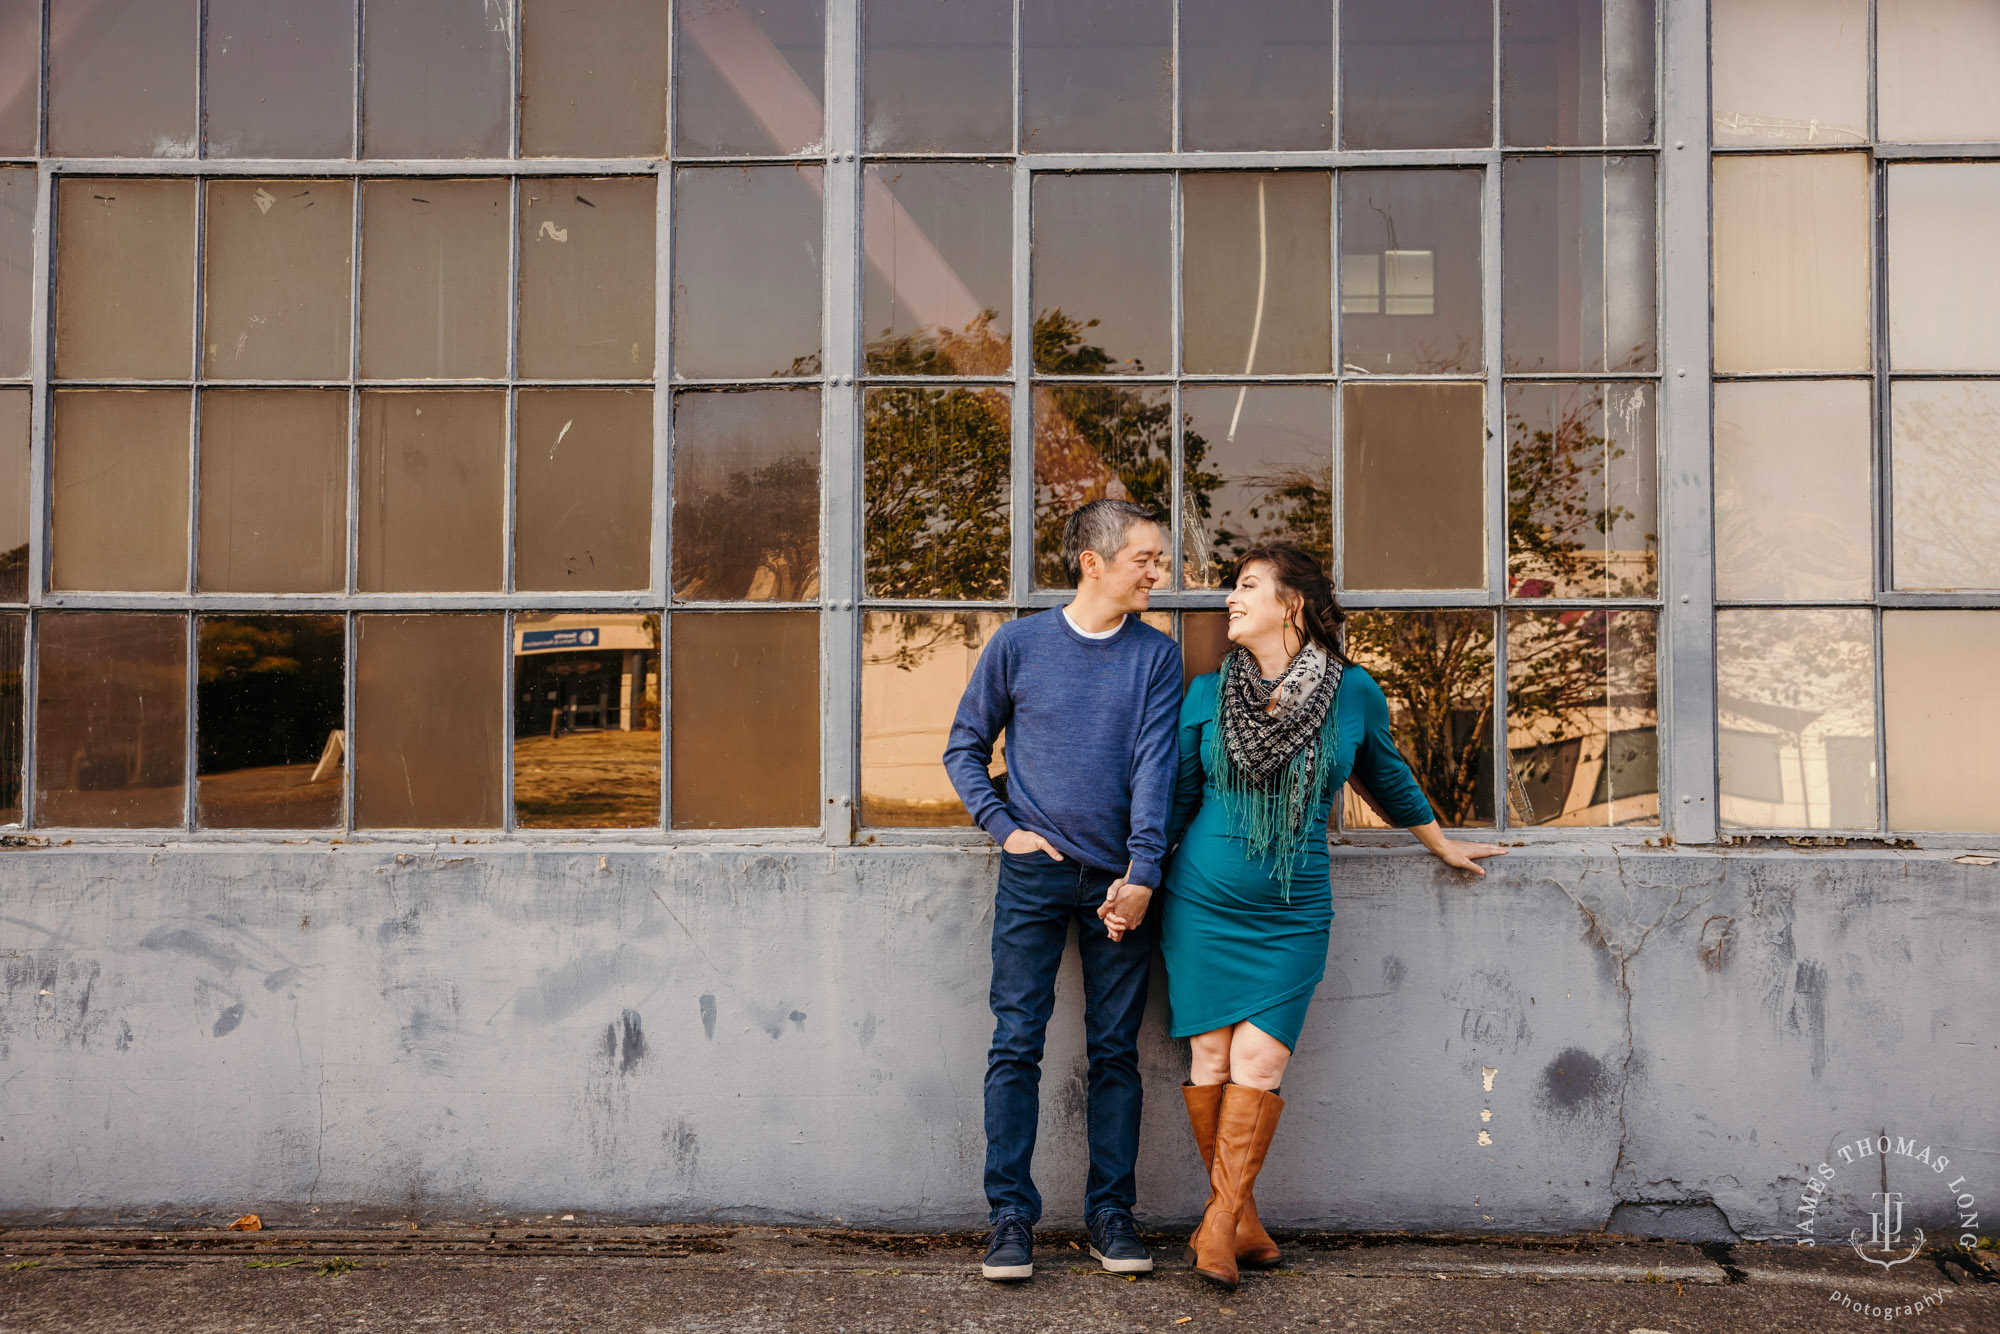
top-left (513, 614), bottom-right (658, 738)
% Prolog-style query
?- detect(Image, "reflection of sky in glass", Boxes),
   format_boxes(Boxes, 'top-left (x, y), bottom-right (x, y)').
top-left (1717, 608), bottom-right (1875, 830)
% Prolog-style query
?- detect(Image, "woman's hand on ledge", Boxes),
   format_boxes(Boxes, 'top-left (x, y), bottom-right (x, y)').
top-left (1407, 821), bottom-right (1509, 877)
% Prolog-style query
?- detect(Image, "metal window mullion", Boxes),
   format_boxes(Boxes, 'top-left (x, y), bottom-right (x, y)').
top-left (344, 170), bottom-right (363, 833)
top-left (820, 0), bottom-right (861, 846)
top-left (35, 0), bottom-right (47, 158)
top-left (1329, 170), bottom-right (1343, 591)
top-left (1657, 0), bottom-right (1716, 842)
top-left (1169, 0), bottom-right (1180, 154)
top-left (1482, 153), bottom-right (1508, 827)
top-left (1168, 169), bottom-right (1183, 586)
top-left (1872, 139), bottom-right (1892, 833)
top-left (653, 165), bottom-right (671, 829)
top-left (352, 0), bottom-right (366, 159)
top-left (20, 161), bottom-right (53, 828)
top-left (182, 169), bottom-right (208, 832)
top-left (1010, 161), bottom-right (1032, 601)
top-left (508, 0), bottom-right (522, 159)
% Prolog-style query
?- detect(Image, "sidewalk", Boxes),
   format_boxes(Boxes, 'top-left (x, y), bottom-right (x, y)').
top-left (2, 1224), bottom-right (1995, 1333)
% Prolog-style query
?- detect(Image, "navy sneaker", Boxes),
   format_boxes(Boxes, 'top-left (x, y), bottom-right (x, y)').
top-left (981, 1214), bottom-right (1034, 1281)
top-left (1087, 1208), bottom-right (1154, 1274)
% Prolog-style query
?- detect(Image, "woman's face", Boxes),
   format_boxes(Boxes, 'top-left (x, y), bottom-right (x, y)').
top-left (1225, 561), bottom-right (1296, 647)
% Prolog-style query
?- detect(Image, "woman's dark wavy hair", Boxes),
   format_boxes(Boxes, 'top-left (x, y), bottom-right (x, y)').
top-left (1229, 543), bottom-right (1349, 665)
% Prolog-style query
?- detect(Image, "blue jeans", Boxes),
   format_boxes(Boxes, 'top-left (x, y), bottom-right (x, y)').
top-left (984, 848), bottom-right (1156, 1226)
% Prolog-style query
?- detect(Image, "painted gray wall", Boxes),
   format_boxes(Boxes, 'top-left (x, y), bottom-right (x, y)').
top-left (1, 844), bottom-right (1994, 1240)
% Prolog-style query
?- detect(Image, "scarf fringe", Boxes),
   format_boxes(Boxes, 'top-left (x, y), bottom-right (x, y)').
top-left (1205, 665), bottom-right (1342, 904)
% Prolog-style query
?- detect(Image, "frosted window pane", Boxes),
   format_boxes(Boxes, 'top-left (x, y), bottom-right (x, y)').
top-left (1713, 154), bottom-right (1870, 373)
top-left (1883, 611), bottom-right (2000, 833)
top-left (1711, 0), bottom-right (1867, 145)
top-left (1887, 163), bottom-right (2000, 372)
top-left (1879, 0), bottom-right (2000, 142)
top-left (1714, 380), bottom-right (1872, 601)
top-left (1891, 381), bottom-right (2000, 590)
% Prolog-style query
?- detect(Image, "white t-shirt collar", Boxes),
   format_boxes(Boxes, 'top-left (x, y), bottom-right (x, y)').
top-left (1062, 605), bottom-right (1126, 640)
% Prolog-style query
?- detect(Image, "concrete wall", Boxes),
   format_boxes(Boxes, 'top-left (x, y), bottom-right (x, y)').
top-left (1, 842), bottom-right (1995, 1240)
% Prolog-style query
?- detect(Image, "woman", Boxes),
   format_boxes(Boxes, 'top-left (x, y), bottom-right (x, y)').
top-left (1158, 542), bottom-right (1504, 1291)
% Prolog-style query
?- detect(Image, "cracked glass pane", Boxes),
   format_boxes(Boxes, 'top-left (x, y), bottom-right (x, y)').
top-left (513, 612), bottom-right (661, 829)
top-left (196, 615), bottom-right (346, 830)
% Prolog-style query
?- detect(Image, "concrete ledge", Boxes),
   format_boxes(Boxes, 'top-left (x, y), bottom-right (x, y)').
top-left (1, 844), bottom-right (1995, 1236)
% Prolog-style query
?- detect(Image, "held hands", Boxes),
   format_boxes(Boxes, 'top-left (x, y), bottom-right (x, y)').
top-left (1097, 870), bottom-right (1153, 943)
top-left (1002, 828), bottom-right (1064, 859)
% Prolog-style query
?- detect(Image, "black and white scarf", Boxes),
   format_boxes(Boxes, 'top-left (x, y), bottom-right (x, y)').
top-left (1207, 642), bottom-right (1343, 901)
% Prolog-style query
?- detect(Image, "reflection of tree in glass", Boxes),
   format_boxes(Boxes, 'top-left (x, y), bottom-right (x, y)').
top-left (1032, 310), bottom-right (1217, 586)
top-left (1508, 385), bottom-right (1657, 599)
top-left (864, 310), bottom-right (1010, 377)
top-left (864, 385), bottom-right (1009, 600)
top-left (865, 608), bottom-right (997, 674)
top-left (1504, 609), bottom-right (1657, 823)
top-left (674, 454), bottom-right (819, 600)
top-left (1344, 610), bottom-right (1494, 827)
top-left (1198, 464), bottom-right (1333, 586)
top-left (197, 617), bottom-right (344, 775)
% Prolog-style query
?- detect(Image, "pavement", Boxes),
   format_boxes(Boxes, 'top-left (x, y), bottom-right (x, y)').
top-left (2, 1223), bottom-right (1997, 1333)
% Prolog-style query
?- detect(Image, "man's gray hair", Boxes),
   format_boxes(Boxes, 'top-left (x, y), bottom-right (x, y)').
top-left (1060, 499), bottom-right (1161, 586)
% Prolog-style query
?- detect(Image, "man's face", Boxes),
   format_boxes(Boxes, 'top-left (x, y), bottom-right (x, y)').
top-left (1084, 521), bottom-right (1168, 612)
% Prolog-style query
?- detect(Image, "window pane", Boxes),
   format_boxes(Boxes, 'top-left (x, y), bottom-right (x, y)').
top-left (1714, 380), bottom-right (1872, 601)
top-left (863, 162), bottom-right (1012, 375)
top-left (1502, 156), bottom-right (1656, 373)
top-left (1892, 381), bottom-right (2000, 590)
top-left (1712, 153), bottom-right (1870, 373)
top-left (196, 615), bottom-right (345, 829)
top-left (197, 390), bottom-right (347, 594)
top-left (1884, 610), bottom-right (2000, 832)
top-left (519, 176), bottom-right (656, 379)
top-left (54, 178), bottom-right (196, 380)
top-left (1021, 0), bottom-right (1171, 153)
top-left (672, 166), bottom-right (823, 379)
top-left (1181, 0), bottom-right (1331, 151)
top-left (47, 0), bottom-right (197, 157)
top-left (513, 612), bottom-right (660, 828)
top-left (0, 0), bottom-right (36, 154)
top-left (1342, 610), bottom-right (1495, 828)
top-left (360, 180), bottom-right (509, 381)
top-left (1507, 382), bottom-right (1657, 599)
top-left (0, 613), bottom-right (20, 822)
top-left (35, 612), bottom-right (187, 828)
top-left (672, 388), bottom-right (821, 600)
top-left (1505, 609), bottom-right (1658, 827)
top-left (1888, 163), bottom-right (2000, 372)
top-left (1341, 383), bottom-right (1485, 591)
top-left (1181, 384), bottom-right (1332, 588)
top-left (1033, 384), bottom-right (1170, 589)
top-left (675, 0), bottom-right (825, 157)
top-left (1032, 174), bottom-right (1170, 375)
top-left (203, 180), bottom-right (354, 381)
top-left (358, 391), bottom-right (504, 592)
top-left (1879, 0), bottom-right (2000, 142)
top-left (51, 390), bottom-right (189, 593)
top-left (861, 610), bottom-right (1005, 826)
top-left (1502, 0), bottom-right (1654, 146)
top-left (669, 612), bottom-right (818, 828)
top-left (1339, 170), bottom-right (1483, 375)
top-left (515, 389), bottom-right (654, 592)
top-left (354, 614), bottom-right (503, 829)
top-left (204, 0), bottom-right (354, 157)
top-left (0, 167), bottom-right (31, 378)
top-left (521, 0), bottom-right (669, 157)
top-left (863, 0), bottom-right (1011, 153)
top-left (864, 386), bottom-right (1010, 600)
top-left (1180, 609), bottom-right (1231, 683)
top-left (1711, 0), bottom-right (1867, 145)
top-left (0, 390), bottom-right (26, 601)
top-left (1342, 0), bottom-right (1492, 150)
top-left (1717, 609), bottom-right (1876, 830)
top-left (361, 0), bottom-right (510, 158)
top-left (1182, 173), bottom-right (1330, 375)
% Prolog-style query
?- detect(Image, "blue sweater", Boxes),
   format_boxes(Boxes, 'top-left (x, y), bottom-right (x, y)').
top-left (943, 609), bottom-right (1183, 888)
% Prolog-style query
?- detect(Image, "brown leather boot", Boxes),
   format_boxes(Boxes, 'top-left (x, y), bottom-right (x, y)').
top-left (1180, 1082), bottom-right (1282, 1268)
top-left (1185, 1082), bottom-right (1285, 1290)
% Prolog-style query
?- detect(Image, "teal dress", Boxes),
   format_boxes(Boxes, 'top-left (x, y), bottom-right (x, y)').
top-left (1160, 666), bottom-right (1434, 1050)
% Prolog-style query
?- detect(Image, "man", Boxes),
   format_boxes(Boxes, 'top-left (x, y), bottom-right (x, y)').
top-left (943, 499), bottom-right (1183, 1282)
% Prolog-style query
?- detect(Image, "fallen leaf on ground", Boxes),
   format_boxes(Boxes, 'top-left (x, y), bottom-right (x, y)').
top-left (228, 1215), bottom-right (262, 1231)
